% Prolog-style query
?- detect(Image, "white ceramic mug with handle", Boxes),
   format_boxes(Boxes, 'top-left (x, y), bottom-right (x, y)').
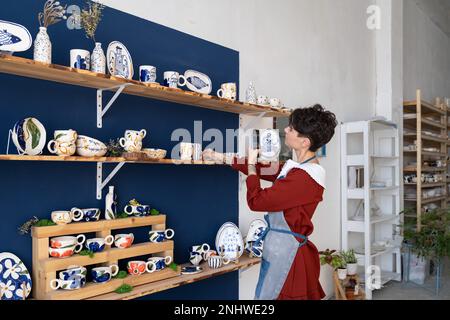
top-left (217, 83), bottom-right (237, 101)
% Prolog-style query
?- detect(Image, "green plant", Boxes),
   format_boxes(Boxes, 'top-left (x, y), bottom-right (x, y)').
top-left (319, 249), bottom-right (346, 270)
top-left (115, 284), bottom-right (133, 294)
top-left (341, 249), bottom-right (357, 264)
top-left (113, 271), bottom-right (128, 279)
top-left (79, 250), bottom-right (95, 258)
top-left (18, 217), bottom-right (56, 235)
top-left (403, 208), bottom-right (450, 260)
top-left (168, 262), bottom-right (178, 271)
top-left (150, 208), bottom-right (160, 216)
top-left (116, 212), bottom-right (129, 219)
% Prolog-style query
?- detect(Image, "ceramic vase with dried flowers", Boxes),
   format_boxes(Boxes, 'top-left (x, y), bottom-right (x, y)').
top-left (34, 0), bottom-right (67, 64)
top-left (81, 1), bottom-right (105, 73)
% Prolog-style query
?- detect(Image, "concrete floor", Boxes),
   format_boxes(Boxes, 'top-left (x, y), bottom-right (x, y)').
top-left (372, 258), bottom-right (450, 300)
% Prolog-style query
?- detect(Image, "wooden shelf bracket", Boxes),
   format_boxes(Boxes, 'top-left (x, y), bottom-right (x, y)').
top-left (97, 83), bottom-right (133, 128)
top-left (97, 162), bottom-right (126, 199)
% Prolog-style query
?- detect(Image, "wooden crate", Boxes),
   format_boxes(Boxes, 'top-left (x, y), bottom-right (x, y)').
top-left (31, 215), bottom-right (180, 300)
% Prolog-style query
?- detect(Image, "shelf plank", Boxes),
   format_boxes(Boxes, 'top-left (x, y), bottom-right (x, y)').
top-left (32, 216), bottom-right (166, 238)
top-left (403, 166), bottom-right (447, 172)
top-left (404, 196), bottom-right (447, 204)
top-left (403, 150), bottom-right (447, 157)
top-left (0, 55), bottom-right (289, 118)
top-left (404, 100), bottom-right (446, 115)
top-left (87, 256), bottom-right (261, 300)
top-left (403, 115), bottom-right (446, 130)
top-left (403, 133), bottom-right (448, 143)
top-left (42, 241), bottom-right (174, 272)
top-left (404, 182), bottom-right (446, 188)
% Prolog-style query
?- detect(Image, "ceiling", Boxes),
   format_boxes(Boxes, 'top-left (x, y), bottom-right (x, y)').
top-left (414, 0), bottom-right (450, 38)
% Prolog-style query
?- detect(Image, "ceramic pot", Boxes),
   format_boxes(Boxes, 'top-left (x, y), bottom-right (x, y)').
top-left (76, 135), bottom-right (107, 157)
top-left (91, 42), bottom-right (106, 74)
top-left (33, 27), bottom-right (51, 63)
top-left (347, 263), bottom-right (358, 276)
top-left (114, 233), bottom-right (134, 249)
top-left (337, 268), bottom-right (348, 280)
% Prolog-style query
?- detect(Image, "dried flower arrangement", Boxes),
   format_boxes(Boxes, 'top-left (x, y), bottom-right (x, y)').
top-left (81, 0), bottom-right (105, 43)
top-left (106, 138), bottom-right (125, 157)
top-left (18, 216), bottom-right (56, 235)
top-left (38, 0), bottom-right (67, 28)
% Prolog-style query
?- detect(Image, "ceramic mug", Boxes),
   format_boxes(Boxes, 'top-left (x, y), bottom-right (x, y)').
top-left (50, 276), bottom-right (86, 290)
top-left (192, 143), bottom-right (202, 161)
top-left (208, 255), bottom-right (231, 269)
top-left (50, 234), bottom-right (86, 249)
top-left (257, 95), bottom-right (270, 106)
top-left (124, 204), bottom-right (150, 217)
top-left (48, 244), bottom-right (83, 258)
top-left (119, 129), bottom-right (147, 153)
top-left (191, 243), bottom-right (210, 254)
top-left (114, 233), bottom-right (134, 249)
top-left (127, 260), bottom-right (157, 275)
top-left (180, 142), bottom-right (193, 160)
top-left (148, 229), bottom-right (175, 243)
top-left (53, 129), bottom-right (78, 143)
top-left (47, 140), bottom-right (77, 156)
top-left (79, 208), bottom-right (101, 222)
top-left (59, 265), bottom-right (87, 280)
top-left (91, 265), bottom-right (119, 283)
top-left (85, 235), bottom-right (114, 252)
top-left (51, 208), bottom-right (84, 225)
top-left (163, 71), bottom-right (186, 88)
top-left (189, 251), bottom-right (203, 266)
top-left (269, 98), bottom-right (281, 108)
top-left (139, 65), bottom-right (157, 83)
top-left (147, 256), bottom-right (172, 271)
top-left (202, 249), bottom-right (217, 261)
top-left (70, 49), bottom-right (91, 70)
top-left (217, 83), bottom-right (237, 101)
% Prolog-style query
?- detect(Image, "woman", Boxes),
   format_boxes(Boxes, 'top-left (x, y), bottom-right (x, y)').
top-left (203, 104), bottom-right (337, 300)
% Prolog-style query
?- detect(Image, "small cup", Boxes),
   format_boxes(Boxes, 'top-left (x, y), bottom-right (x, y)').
top-left (59, 265), bottom-right (87, 280)
top-left (180, 142), bottom-right (193, 160)
top-left (70, 49), bottom-right (91, 70)
top-left (124, 204), bottom-right (150, 217)
top-left (163, 71), bottom-right (186, 88)
top-left (50, 234), bottom-right (86, 249)
top-left (148, 229), bottom-right (175, 243)
top-left (53, 130), bottom-right (78, 143)
top-left (48, 244), bottom-right (82, 258)
top-left (139, 65), bottom-right (157, 83)
top-left (85, 235), bottom-right (114, 252)
top-left (119, 129), bottom-right (147, 153)
top-left (202, 249), bottom-right (217, 261)
top-left (208, 255), bottom-right (231, 269)
top-left (217, 83), bottom-right (237, 101)
top-left (80, 208), bottom-right (101, 222)
top-left (51, 208), bottom-right (84, 225)
top-left (191, 243), bottom-right (210, 254)
top-left (91, 265), bottom-right (119, 283)
top-left (114, 233), bottom-right (134, 249)
top-left (50, 276), bottom-right (85, 290)
top-left (192, 143), bottom-right (202, 161)
top-left (127, 260), bottom-right (156, 275)
top-left (147, 256), bottom-right (172, 271)
top-left (257, 95), bottom-right (270, 106)
top-left (47, 140), bottom-right (77, 156)
top-left (189, 251), bottom-right (203, 266)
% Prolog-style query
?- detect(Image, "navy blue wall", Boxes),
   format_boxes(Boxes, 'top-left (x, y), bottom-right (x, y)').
top-left (0, 0), bottom-right (239, 299)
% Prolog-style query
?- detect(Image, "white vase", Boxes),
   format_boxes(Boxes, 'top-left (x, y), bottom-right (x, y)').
top-left (337, 268), bottom-right (348, 280)
top-left (347, 263), bottom-right (358, 276)
top-left (245, 81), bottom-right (257, 104)
top-left (105, 186), bottom-right (117, 220)
top-left (91, 42), bottom-right (106, 74)
top-left (33, 27), bottom-right (52, 64)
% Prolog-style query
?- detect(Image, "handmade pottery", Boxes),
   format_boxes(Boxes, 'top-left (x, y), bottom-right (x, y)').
top-left (189, 251), bottom-right (203, 266)
top-left (269, 98), bottom-right (281, 108)
top-left (202, 250), bottom-right (217, 261)
top-left (163, 71), bottom-right (186, 89)
top-left (53, 129), bottom-right (78, 143)
top-left (50, 234), bottom-right (86, 249)
top-left (142, 148), bottom-right (167, 160)
top-left (70, 49), bottom-right (90, 70)
top-left (215, 222), bottom-right (244, 260)
top-left (47, 140), bottom-right (76, 156)
top-left (107, 41), bottom-right (133, 79)
top-left (244, 219), bottom-right (267, 258)
top-left (179, 142), bottom-right (193, 160)
top-left (183, 70), bottom-right (212, 94)
top-left (124, 204), bottom-right (150, 217)
top-left (259, 129), bottom-right (281, 162)
top-left (217, 83), bottom-right (237, 101)
top-left (119, 129), bottom-right (147, 153)
top-left (85, 236), bottom-right (114, 252)
top-left (91, 265), bottom-right (119, 283)
top-left (139, 65), bottom-right (157, 83)
top-left (148, 229), bottom-right (175, 243)
top-left (79, 208), bottom-right (101, 222)
top-left (48, 244), bottom-right (82, 258)
top-left (51, 208), bottom-right (84, 225)
top-left (76, 135), bottom-right (107, 157)
top-left (59, 265), bottom-right (87, 280)
top-left (114, 233), bottom-right (134, 249)
top-left (105, 186), bottom-right (117, 220)
top-left (0, 252), bottom-right (32, 300)
top-left (11, 117), bottom-right (46, 156)
top-left (245, 81), bottom-right (257, 104)
top-left (181, 266), bottom-right (203, 275)
top-left (91, 42), bottom-right (106, 74)
top-left (147, 256), bottom-right (172, 271)
top-left (208, 255), bottom-right (230, 269)
top-left (127, 260), bottom-right (156, 275)
top-left (50, 276), bottom-right (85, 290)
top-left (192, 143), bottom-right (202, 161)
top-left (347, 263), bottom-right (358, 276)
top-left (257, 95), bottom-right (270, 106)
top-left (191, 243), bottom-right (210, 254)
top-left (0, 20), bottom-right (32, 54)
top-left (33, 27), bottom-right (51, 63)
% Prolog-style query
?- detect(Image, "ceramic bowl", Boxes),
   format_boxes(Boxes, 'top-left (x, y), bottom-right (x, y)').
top-left (50, 276), bottom-right (86, 290)
top-left (142, 148), bottom-right (167, 160)
top-left (114, 233), bottom-right (134, 249)
top-left (48, 244), bottom-right (82, 258)
top-left (50, 235), bottom-right (86, 249)
top-left (59, 265), bottom-right (87, 280)
top-left (76, 135), bottom-right (107, 157)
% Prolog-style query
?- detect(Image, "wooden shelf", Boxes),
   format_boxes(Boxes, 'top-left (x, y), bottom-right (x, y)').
top-left (86, 256), bottom-right (261, 300)
top-left (403, 150), bottom-right (447, 157)
top-left (0, 55), bottom-right (289, 118)
top-left (404, 100), bottom-right (446, 115)
top-left (404, 166), bottom-right (447, 172)
top-left (404, 182), bottom-right (446, 188)
top-left (404, 196), bottom-right (447, 204)
top-left (404, 115), bottom-right (446, 130)
top-left (403, 133), bottom-right (448, 143)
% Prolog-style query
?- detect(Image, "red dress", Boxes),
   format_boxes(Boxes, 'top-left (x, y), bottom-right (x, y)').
top-left (232, 159), bottom-right (326, 300)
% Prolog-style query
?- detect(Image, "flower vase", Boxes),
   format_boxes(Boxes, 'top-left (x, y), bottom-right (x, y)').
top-left (105, 186), bottom-right (117, 220)
top-left (33, 27), bottom-right (52, 64)
top-left (245, 81), bottom-right (257, 104)
top-left (91, 42), bottom-right (106, 74)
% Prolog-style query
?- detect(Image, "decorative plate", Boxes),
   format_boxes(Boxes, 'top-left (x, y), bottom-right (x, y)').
top-left (0, 252), bottom-right (32, 300)
top-left (181, 266), bottom-right (203, 275)
top-left (11, 117), bottom-right (46, 155)
top-left (215, 222), bottom-right (244, 260)
top-left (184, 70), bottom-right (212, 95)
top-left (0, 20), bottom-right (32, 53)
top-left (107, 41), bottom-right (134, 79)
top-left (244, 219), bottom-right (267, 257)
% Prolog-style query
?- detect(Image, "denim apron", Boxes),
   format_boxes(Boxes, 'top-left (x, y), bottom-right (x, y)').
top-left (254, 156), bottom-right (319, 300)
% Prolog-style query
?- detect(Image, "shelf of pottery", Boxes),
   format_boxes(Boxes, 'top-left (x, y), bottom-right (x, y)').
top-left (403, 89), bottom-right (449, 231)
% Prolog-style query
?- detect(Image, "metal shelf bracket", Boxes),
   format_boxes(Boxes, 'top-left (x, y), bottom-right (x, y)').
top-left (96, 162), bottom-right (126, 199)
top-left (97, 83), bottom-right (132, 128)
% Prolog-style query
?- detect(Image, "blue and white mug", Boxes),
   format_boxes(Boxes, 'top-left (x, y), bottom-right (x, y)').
top-left (50, 276), bottom-right (86, 290)
top-left (85, 235), bottom-right (114, 252)
top-left (80, 208), bottom-right (101, 222)
top-left (163, 71), bottom-right (186, 89)
top-left (139, 65), bottom-right (157, 83)
top-left (59, 266), bottom-right (87, 281)
top-left (148, 229), bottom-right (175, 243)
top-left (124, 204), bottom-right (150, 217)
top-left (147, 256), bottom-right (172, 271)
top-left (70, 49), bottom-right (90, 70)
top-left (91, 265), bottom-right (119, 283)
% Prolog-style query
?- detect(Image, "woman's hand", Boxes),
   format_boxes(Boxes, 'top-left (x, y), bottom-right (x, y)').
top-left (248, 149), bottom-right (259, 165)
top-left (202, 149), bottom-right (224, 163)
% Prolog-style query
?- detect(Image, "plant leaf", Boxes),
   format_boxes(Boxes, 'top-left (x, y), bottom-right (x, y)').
top-left (27, 119), bottom-right (41, 149)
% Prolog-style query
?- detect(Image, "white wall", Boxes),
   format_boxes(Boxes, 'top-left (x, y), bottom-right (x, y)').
top-left (404, 0), bottom-right (450, 101)
top-left (98, 0), bottom-right (378, 299)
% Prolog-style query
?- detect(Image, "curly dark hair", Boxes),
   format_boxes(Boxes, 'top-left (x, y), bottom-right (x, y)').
top-left (288, 104), bottom-right (338, 152)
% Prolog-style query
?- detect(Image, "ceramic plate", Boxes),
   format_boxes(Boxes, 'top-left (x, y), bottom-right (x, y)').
top-left (245, 219), bottom-right (267, 243)
top-left (184, 70), bottom-right (212, 95)
top-left (11, 117), bottom-right (46, 155)
top-left (181, 266), bottom-right (203, 275)
top-left (215, 222), bottom-right (244, 260)
top-left (0, 252), bottom-right (32, 300)
top-left (0, 20), bottom-right (32, 53)
top-left (107, 41), bottom-right (134, 79)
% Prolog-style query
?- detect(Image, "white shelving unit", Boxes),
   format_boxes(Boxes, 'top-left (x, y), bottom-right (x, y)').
top-left (340, 119), bottom-right (403, 300)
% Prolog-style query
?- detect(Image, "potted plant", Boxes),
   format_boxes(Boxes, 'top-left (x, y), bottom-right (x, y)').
top-left (341, 249), bottom-right (358, 276)
top-left (319, 249), bottom-right (348, 280)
